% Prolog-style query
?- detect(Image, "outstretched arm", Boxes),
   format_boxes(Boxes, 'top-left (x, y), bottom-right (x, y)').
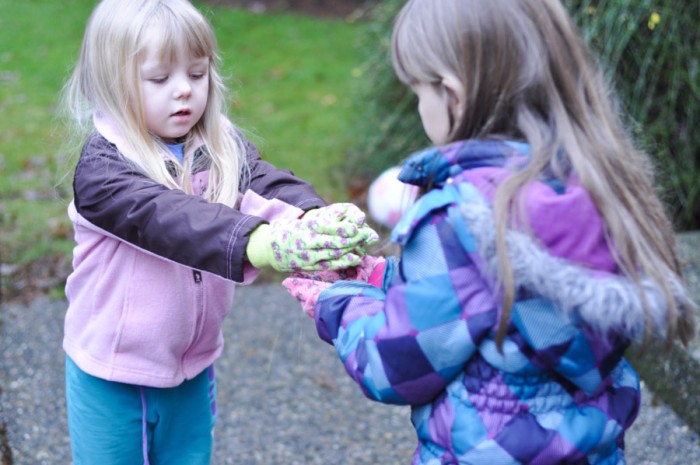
top-left (314, 207), bottom-right (498, 405)
top-left (73, 134), bottom-right (265, 282)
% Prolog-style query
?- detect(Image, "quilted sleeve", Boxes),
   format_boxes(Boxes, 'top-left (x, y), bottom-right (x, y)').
top-left (73, 134), bottom-right (267, 282)
top-left (314, 201), bottom-right (498, 405)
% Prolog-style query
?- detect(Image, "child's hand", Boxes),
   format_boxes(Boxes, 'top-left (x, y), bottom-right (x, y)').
top-left (281, 274), bottom-right (333, 318)
top-left (302, 203), bottom-right (379, 248)
top-left (281, 255), bottom-right (387, 318)
top-left (347, 255), bottom-right (386, 285)
top-left (246, 216), bottom-right (378, 272)
top-left (302, 203), bottom-right (372, 234)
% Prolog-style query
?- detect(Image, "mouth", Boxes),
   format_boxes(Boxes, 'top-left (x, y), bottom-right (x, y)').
top-left (171, 109), bottom-right (191, 117)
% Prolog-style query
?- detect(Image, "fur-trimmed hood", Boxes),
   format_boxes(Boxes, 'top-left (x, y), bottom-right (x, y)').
top-left (394, 139), bottom-right (694, 341)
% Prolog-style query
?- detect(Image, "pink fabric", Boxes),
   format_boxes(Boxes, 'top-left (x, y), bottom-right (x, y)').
top-left (463, 168), bottom-right (616, 272)
top-left (282, 255), bottom-right (386, 318)
top-left (281, 278), bottom-right (333, 318)
top-left (367, 261), bottom-right (386, 287)
top-left (64, 202), bottom-right (234, 387)
top-left (64, 117), bottom-right (304, 387)
top-left (522, 179), bottom-right (617, 272)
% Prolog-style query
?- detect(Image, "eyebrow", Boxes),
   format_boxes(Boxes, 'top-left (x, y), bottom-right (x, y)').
top-left (140, 56), bottom-right (209, 73)
top-left (140, 62), bottom-right (167, 74)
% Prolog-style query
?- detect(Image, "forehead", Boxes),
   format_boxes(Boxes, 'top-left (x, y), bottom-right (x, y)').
top-left (139, 18), bottom-right (212, 65)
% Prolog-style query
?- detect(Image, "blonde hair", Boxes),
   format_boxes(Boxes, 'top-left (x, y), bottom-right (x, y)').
top-left (64, 0), bottom-right (246, 205)
top-left (392, 0), bottom-right (695, 347)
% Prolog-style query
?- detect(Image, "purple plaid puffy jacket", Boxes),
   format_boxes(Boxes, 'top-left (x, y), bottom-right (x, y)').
top-left (314, 140), bottom-right (690, 464)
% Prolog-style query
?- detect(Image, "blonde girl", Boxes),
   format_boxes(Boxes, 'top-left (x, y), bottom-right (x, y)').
top-left (286, 0), bottom-right (696, 463)
top-left (64, 0), bottom-right (245, 204)
top-left (62, 0), bottom-right (376, 463)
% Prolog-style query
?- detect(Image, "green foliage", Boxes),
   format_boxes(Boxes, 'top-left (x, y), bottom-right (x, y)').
top-left (0, 0), bottom-right (89, 295)
top-left (343, 0), bottom-right (426, 184)
top-left (347, 0), bottom-right (700, 230)
top-left (209, 6), bottom-right (362, 200)
top-left (567, 0), bottom-right (700, 230)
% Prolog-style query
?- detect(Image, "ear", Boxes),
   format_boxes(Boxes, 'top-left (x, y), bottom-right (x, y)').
top-left (441, 74), bottom-right (466, 126)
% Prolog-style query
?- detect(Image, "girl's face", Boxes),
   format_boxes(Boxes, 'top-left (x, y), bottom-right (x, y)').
top-left (140, 35), bottom-right (209, 143)
top-left (411, 82), bottom-right (451, 146)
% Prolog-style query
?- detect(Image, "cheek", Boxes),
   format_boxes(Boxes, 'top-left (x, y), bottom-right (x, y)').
top-left (141, 95), bottom-right (157, 123)
top-left (422, 107), bottom-right (450, 145)
top-left (140, 92), bottom-right (166, 132)
top-left (417, 101), bottom-right (433, 132)
top-left (193, 87), bottom-right (209, 117)
top-left (140, 86), bottom-right (158, 113)
top-left (417, 99), bottom-right (429, 122)
top-left (200, 81), bottom-right (211, 101)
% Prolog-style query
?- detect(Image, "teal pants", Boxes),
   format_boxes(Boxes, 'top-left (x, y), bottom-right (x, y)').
top-left (65, 357), bottom-right (217, 465)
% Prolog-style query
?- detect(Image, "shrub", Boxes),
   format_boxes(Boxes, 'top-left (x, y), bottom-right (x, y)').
top-left (571, 0), bottom-right (700, 230)
top-left (346, 0), bottom-right (700, 230)
top-left (343, 0), bottom-right (424, 191)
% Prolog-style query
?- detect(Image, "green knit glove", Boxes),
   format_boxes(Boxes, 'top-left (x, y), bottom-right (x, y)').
top-left (246, 215), bottom-right (379, 272)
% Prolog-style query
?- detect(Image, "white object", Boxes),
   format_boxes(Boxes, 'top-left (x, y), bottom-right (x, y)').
top-left (367, 166), bottom-right (418, 229)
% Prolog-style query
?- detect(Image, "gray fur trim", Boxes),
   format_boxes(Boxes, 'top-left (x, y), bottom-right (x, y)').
top-left (460, 200), bottom-right (693, 339)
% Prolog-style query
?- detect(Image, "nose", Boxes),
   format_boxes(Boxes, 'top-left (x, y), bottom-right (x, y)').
top-left (174, 78), bottom-right (192, 100)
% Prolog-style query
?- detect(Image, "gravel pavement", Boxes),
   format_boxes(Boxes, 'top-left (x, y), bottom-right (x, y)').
top-left (1, 284), bottom-right (699, 464)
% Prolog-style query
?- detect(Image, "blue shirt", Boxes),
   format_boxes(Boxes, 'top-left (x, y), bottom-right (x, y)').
top-left (166, 143), bottom-right (185, 163)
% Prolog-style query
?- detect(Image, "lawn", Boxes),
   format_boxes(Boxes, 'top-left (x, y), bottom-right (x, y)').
top-left (0, 0), bottom-right (366, 299)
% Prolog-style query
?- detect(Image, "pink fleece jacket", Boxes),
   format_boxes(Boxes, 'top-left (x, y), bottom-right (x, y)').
top-left (63, 115), bottom-right (308, 387)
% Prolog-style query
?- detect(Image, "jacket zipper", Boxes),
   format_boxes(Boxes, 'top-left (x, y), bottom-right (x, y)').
top-left (182, 270), bottom-right (205, 374)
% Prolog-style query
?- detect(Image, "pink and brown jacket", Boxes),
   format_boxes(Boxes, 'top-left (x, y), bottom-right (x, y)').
top-left (64, 115), bottom-right (324, 387)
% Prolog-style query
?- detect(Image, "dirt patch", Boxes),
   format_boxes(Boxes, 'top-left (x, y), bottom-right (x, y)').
top-left (0, 254), bottom-right (71, 306)
top-left (203, 0), bottom-right (377, 18)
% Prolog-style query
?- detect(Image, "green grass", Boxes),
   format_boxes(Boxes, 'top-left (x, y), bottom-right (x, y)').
top-left (0, 0), bottom-right (364, 297)
top-left (209, 6), bottom-right (363, 198)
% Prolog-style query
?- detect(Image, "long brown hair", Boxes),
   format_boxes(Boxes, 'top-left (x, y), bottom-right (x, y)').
top-left (392, 0), bottom-right (695, 347)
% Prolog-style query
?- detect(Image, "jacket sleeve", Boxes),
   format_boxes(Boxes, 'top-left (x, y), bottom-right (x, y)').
top-left (242, 138), bottom-right (326, 211)
top-left (314, 200), bottom-right (498, 405)
top-left (73, 134), bottom-right (266, 282)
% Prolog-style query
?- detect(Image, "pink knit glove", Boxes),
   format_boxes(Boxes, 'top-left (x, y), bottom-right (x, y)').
top-left (281, 275), bottom-right (333, 318)
top-left (282, 255), bottom-right (386, 318)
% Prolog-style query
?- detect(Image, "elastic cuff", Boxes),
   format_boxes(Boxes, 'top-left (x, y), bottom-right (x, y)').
top-left (245, 224), bottom-right (272, 269)
top-left (367, 262), bottom-right (386, 287)
top-left (299, 207), bottom-right (319, 219)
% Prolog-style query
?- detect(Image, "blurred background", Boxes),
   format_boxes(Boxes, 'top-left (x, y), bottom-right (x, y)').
top-left (1, 0), bottom-right (698, 301)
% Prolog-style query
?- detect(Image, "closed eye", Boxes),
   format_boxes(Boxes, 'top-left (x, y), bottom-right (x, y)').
top-left (149, 76), bottom-right (168, 84)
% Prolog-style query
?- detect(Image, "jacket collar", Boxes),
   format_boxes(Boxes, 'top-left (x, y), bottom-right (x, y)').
top-left (92, 111), bottom-right (231, 162)
top-left (397, 139), bottom-right (530, 188)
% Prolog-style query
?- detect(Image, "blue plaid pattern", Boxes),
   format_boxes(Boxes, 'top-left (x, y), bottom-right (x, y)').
top-left (314, 140), bottom-right (640, 464)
